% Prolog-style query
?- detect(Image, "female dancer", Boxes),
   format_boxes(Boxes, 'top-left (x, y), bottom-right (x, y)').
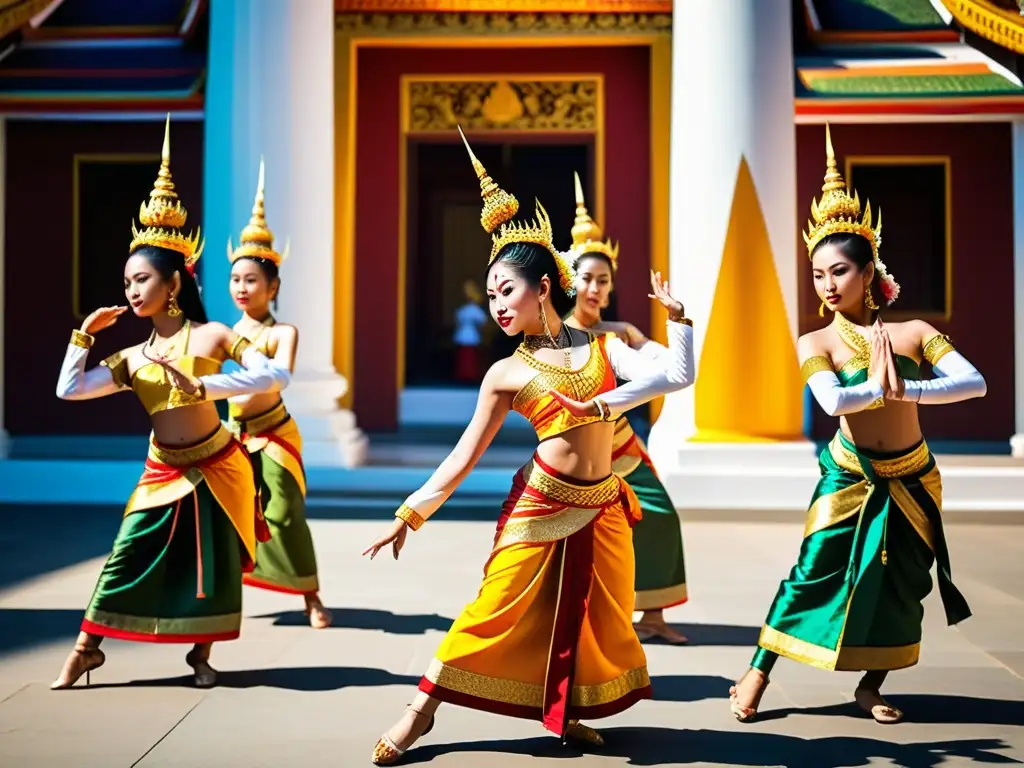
top-left (51, 118), bottom-right (290, 689)
top-left (565, 173), bottom-right (688, 644)
top-left (362, 128), bottom-right (695, 765)
top-left (730, 126), bottom-right (984, 723)
top-left (227, 160), bottom-right (330, 629)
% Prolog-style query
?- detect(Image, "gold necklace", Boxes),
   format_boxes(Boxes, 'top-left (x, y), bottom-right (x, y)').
top-left (147, 320), bottom-right (189, 359)
top-left (521, 324), bottom-right (573, 369)
top-left (832, 312), bottom-right (872, 372)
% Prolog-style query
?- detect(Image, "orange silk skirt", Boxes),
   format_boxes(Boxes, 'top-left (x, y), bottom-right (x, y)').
top-left (419, 454), bottom-right (652, 736)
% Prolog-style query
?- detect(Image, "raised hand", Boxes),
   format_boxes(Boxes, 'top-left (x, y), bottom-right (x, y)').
top-left (869, 321), bottom-right (890, 395)
top-left (141, 349), bottom-right (202, 394)
top-left (878, 319), bottom-right (905, 400)
top-left (648, 270), bottom-right (684, 320)
top-left (362, 518), bottom-right (408, 561)
top-left (80, 306), bottom-right (127, 335)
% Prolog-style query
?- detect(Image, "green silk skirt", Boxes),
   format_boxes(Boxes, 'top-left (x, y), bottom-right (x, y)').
top-left (244, 447), bottom-right (320, 595)
top-left (757, 432), bottom-right (971, 671)
top-left (82, 482), bottom-right (244, 643)
top-left (613, 418), bottom-right (687, 611)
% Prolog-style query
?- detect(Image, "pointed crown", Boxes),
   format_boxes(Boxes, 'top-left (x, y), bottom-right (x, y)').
top-left (803, 123), bottom-right (882, 260)
top-left (129, 115), bottom-right (204, 269)
top-left (228, 157), bottom-right (289, 267)
top-left (568, 171), bottom-right (618, 269)
top-left (458, 126), bottom-right (575, 297)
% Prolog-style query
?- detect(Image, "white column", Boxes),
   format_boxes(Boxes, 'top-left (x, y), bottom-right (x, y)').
top-left (0, 118), bottom-right (7, 459)
top-left (1010, 120), bottom-right (1024, 457)
top-left (646, 0), bottom-right (813, 510)
top-left (215, 0), bottom-right (366, 467)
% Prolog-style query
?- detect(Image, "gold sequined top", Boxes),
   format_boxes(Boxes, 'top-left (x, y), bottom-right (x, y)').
top-left (101, 324), bottom-right (247, 416)
top-left (512, 333), bottom-right (616, 441)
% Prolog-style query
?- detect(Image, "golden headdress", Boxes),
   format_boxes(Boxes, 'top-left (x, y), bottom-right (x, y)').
top-left (129, 114), bottom-right (204, 271)
top-left (227, 157), bottom-right (289, 267)
top-left (569, 171), bottom-right (618, 269)
top-left (458, 126), bottom-right (576, 297)
top-left (804, 124), bottom-right (899, 305)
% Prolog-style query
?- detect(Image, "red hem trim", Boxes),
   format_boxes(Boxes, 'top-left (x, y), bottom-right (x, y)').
top-left (638, 596), bottom-right (689, 611)
top-left (81, 619), bottom-right (239, 644)
top-left (418, 679), bottom-right (652, 725)
top-left (242, 574), bottom-right (318, 596)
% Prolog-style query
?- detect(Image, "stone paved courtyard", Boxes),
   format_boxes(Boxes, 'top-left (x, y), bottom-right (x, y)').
top-left (1, 510), bottom-right (1022, 767)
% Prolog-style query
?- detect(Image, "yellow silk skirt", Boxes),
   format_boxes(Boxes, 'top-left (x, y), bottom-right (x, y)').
top-left (420, 454), bottom-right (651, 736)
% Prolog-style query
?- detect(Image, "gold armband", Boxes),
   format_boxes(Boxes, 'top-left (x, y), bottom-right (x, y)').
top-left (167, 382), bottom-right (207, 409)
top-left (923, 334), bottom-right (955, 366)
top-left (395, 504), bottom-right (425, 531)
top-left (70, 329), bottom-right (94, 350)
top-left (229, 336), bottom-right (253, 365)
top-left (800, 355), bottom-right (833, 383)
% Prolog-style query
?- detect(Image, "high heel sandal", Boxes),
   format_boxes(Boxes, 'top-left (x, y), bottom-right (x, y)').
top-left (371, 706), bottom-right (435, 766)
top-left (855, 686), bottom-right (904, 724)
top-left (185, 649), bottom-right (218, 688)
top-left (563, 720), bottom-right (604, 748)
top-left (50, 645), bottom-right (105, 690)
top-left (728, 670), bottom-right (768, 723)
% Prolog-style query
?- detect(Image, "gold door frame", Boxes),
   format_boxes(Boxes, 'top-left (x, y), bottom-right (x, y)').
top-left (334, 11), bottom-right (672, 407)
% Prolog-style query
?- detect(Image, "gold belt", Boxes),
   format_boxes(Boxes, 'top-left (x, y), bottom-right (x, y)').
top-left (149, 425), bottom-right (234, 467)
top-left (524, 459), bottom-right (620, 507)
top-left (230, 400), bottom-right (288, 436)
top-left (828, 434), bottom-right (930, 479)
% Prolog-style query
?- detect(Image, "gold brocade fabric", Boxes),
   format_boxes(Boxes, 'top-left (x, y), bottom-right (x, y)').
top-left (512, 334), bottom-right (616, 441)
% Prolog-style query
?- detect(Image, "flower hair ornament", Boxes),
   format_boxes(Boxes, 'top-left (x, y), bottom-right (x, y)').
top-left (458, 126), bottom-right (576, 298)
top-left (803, 123), bottom-right (900, 306)
top-left (129, 114), bottom-right (204, 276)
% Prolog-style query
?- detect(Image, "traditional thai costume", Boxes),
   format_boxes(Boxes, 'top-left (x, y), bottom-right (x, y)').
top-left (226, 161), bottom-right (321, 598)
top-left (568, 172), bottom-right (687, 613)
top-left (382, 131), bottom-right (695, 750)
top-left (750, 127), bottom-right (984, 679)
top-left (55, 120), bottom-right (290, 645)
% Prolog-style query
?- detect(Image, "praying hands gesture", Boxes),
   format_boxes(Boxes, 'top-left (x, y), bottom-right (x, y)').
top-left (870, 318), bottom-right (904, 400)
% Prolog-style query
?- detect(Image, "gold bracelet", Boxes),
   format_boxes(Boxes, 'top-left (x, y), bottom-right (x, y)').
top-left (395, 504), bottom-right (425, 532)
top-left (70, 329), bottom-right (94, 349)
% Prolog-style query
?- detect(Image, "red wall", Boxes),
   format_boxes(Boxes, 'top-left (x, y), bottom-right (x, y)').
top-left (354, 46), bottom-right (652, 430)
top-left (797, 123), bottom-right (1013, 442)
top-left (5, 120), bottom-right (205, 435)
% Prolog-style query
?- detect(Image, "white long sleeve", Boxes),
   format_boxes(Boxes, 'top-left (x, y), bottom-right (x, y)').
top-left (200, 347), bottom-right (290, 401)
top-left (599, 320), bottom-right (694, 417)
top-left (900, 351), bottom-right (986, 405)
top-left (56, 343), bottom-right (125, 400)
top-left (806, 370), bottom-right (885, 416)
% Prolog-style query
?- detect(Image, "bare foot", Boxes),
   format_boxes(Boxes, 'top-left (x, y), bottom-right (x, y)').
top-left (50, 646), bottom-right (105, 690)
top-left (305, 598), bottom-right (333, 629)
top-left (855, 686), bottom-right (903, 724)
top-left (372, 707), bottom-right (435, 765)
top-left (729, 668), bottom-right (768, 722)
top-left (634, 619), bottom-right (689, 644)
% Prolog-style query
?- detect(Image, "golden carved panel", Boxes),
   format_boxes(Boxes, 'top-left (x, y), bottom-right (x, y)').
top-left (404, 77), bottom-right (600, 132)
top-left (336, 12), bottom-right (671, 36)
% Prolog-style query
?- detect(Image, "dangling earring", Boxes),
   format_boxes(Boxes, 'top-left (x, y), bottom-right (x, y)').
top-left (864, 289), bottom-right (879, 311)
top-left (167, 294), bottom-right (182, 318)
top-left (539, 301), bottom-right (555, 344)
top-left (818, 301), bottom-right (825, 318)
